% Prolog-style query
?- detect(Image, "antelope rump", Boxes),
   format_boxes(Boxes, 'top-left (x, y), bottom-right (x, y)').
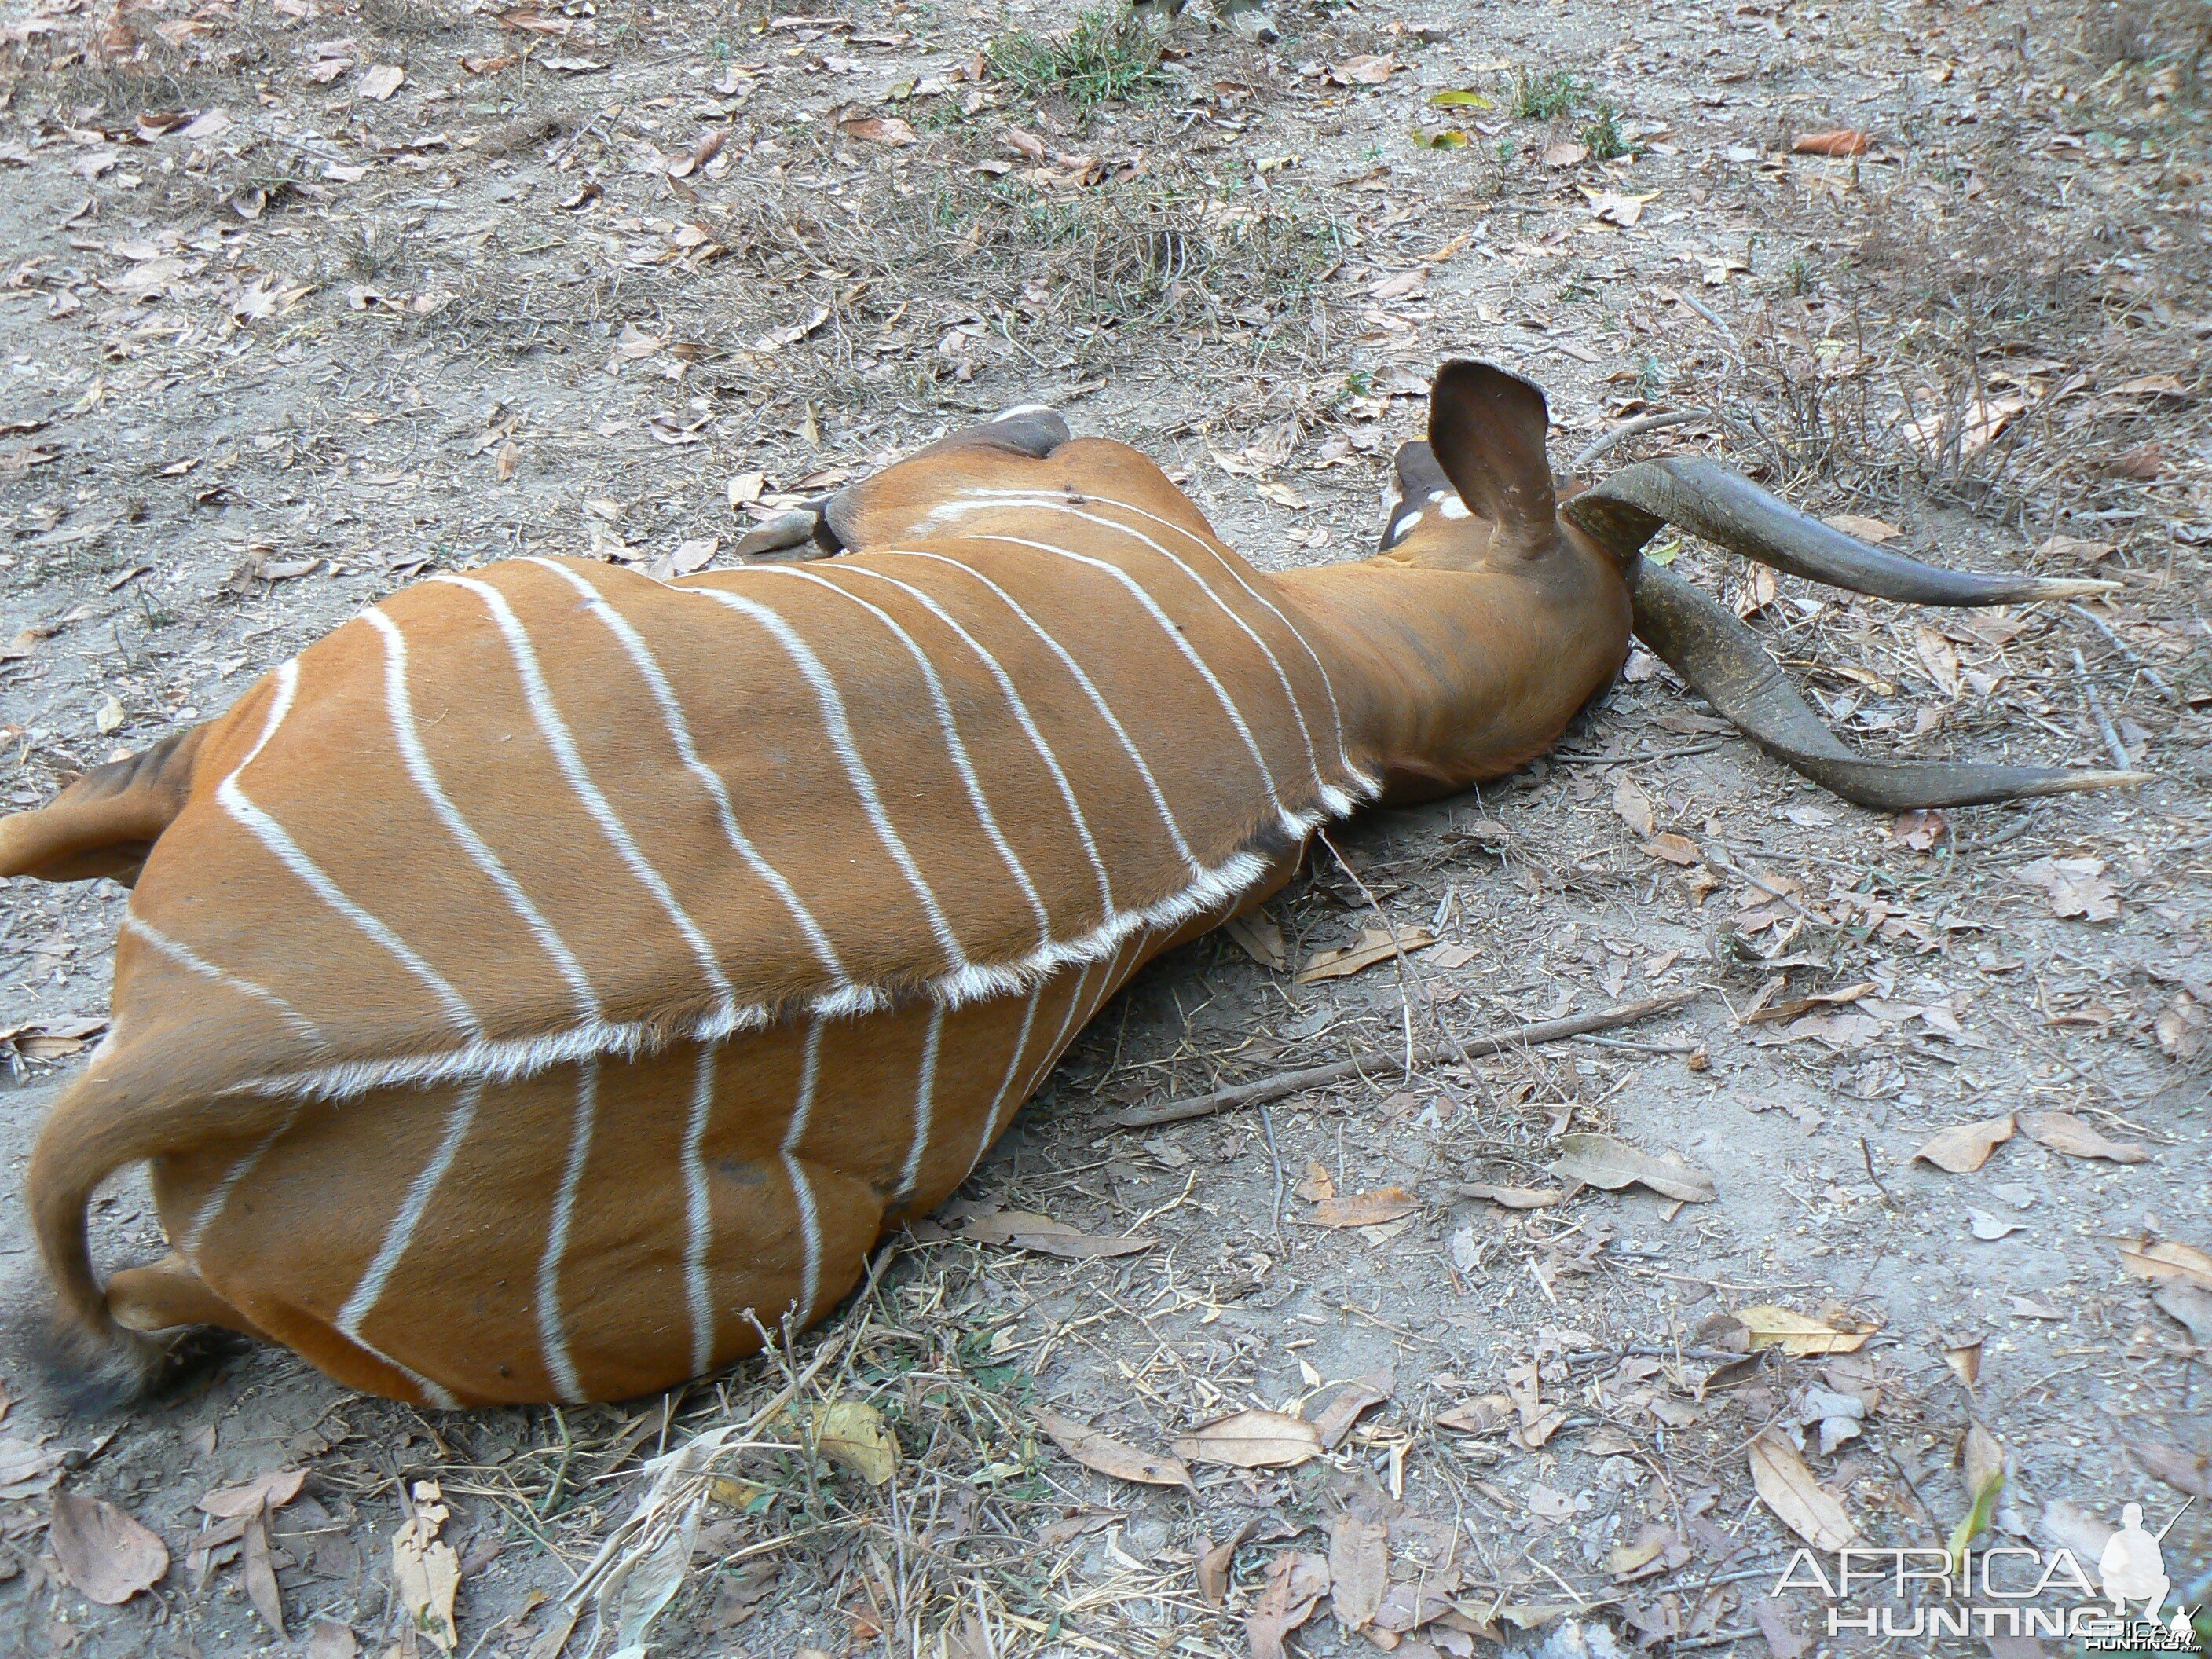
top-left (0, 361), bottom-right (2138, 1408)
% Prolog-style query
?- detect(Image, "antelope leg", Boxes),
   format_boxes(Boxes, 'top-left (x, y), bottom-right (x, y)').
top-left (731, 504), bottom-right (840, 562)
top-left (1568, 458), bottom-right (2114, 606)
top-left (1630, 562), bottom-right (2149, 811)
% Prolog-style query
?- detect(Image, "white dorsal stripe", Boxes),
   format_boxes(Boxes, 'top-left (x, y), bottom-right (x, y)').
top-left (952, 498), bottom-right (1327, 793)
top-left (537, 1057), bottom-right (597, 1404)
top-left (837, 562), bottom-right (1115, 923)
top-left (337, 1080), bottom-right (485, 1342)
top-left (687, 584), bottom-right (968, 972)
top-left (968, 985), bottom-right (1042, 1179)
top-left (889, 549), bottom-right (1199, 875)
top-left (895, 1002), bottom-right (946, 1204)
top-left (761, 565), bottom-right (1052, 945)
top-left (121, 914), bottom-right (322, 1044)
top-left (682, 1043), bottom-right (716, 1377)
top-left (182, 1104), bottom-right (301, 1259)
top-left (782, 1152), bottom-right (822, 1321)
top-left (435, 574), bottom-right (737, 1015)
top-left (958, 532), bottom-right (1290, 829)
top-left (363, 609), bottom-right (602, 1023)
top-left (782, 1017), bottom-right (824, 1155)
top-left (519, 558), bottom-right (852, 988)
top-left (946, 487), bottom-right (1369, 789)
top-left (217, 659), bottom-right (479, 1035)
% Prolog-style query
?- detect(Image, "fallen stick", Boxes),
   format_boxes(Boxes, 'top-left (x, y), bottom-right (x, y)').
top-left (1104, 990), bottom-right (1704, 1130)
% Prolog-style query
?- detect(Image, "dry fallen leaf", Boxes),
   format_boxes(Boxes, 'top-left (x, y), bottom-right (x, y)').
top-left (94, 694), bottom-right (126, 734)
top-left (807, 1400), bottom-right (899, 1486)
top-left (1327, 53), bottom-right (1401, 85)
top-left (1196, 1519), bottom-right (1258, 1606)
top-left (1968, 1207), bottom-right (2022, 1242)
top-left (837, 115), bottom-right (917, 146)
top-left (1225, 911), bottom-right (1289, 970)
top-left (2130, 1440), bottom-right (2211, 1500)
top-left (1735, 1306), bottom-right (1870, 1356)
top-left (2013, 855), bottom-right (2119, 922)
top-left (198, 1468), bottom-right (306, 1518)
top-left (1580, 187), bottom-right (1661, 227)
top-left (1612, 775), bottom-right (1657, 839)
top-left (1642, 832), bottom-right (1701, 866)
top-left (49, 1492), bottom-right (168, 1606)
top-left (1295, 925), bottom-right (1436, 982)
top-left (961, 1210), bottom-right (1155, 1258)
top-left (306, 1621), bottom-right (360, 1659)
top-left (1303, 1188), bottom-right (1420, 1229)
top-left (2118, 1239), bottom-right (2212, 1293)
top-left (1246, 1551), bottom-right (1331, 1659)
top-left (1456, 1182), bottom-right (1563, 1210)
top-left (1174, 1409), bottom-right (1322, 1469)
top-left (1032, 1408), bottom-right (1193, 1491)
top-left (1824, 512), bottom-right (1899, 543)
top-left (1749, 1433), bottom-right (1856, 1551)
top-left (357, 64), bottom-right (405, 101)
top-left (1911, 1115), bottom-right (2015, 1174)
top-left (1328, 1512), bottom-right (1389, 1632)
top-left (2016, 1110), bottom-right (2149, 1164)
top-left (1791, 129), bottom-right (1870, 155)
top-left (391, 1482), bottom-right (460, 1653)
top-left (1311, 1373), bottom-right (1391, 1450)
top-left (1551, 1133), bottom-right (1715, 1203)
top-left (244, 1510), bottom-right (284, 1634)
top-left (1542, 139), bottom-right (1590, 167)
top-left (1293, 1159), bottom-right (1335, 1203)
top-left (2153, 1282), bottom-right (2212, 1346)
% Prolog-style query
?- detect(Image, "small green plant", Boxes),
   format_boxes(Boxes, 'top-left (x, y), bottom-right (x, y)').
top-left (1512, 67), bottom-right (1590, 121)
top-left (986, 8), bottom-right (1166, 108)
top-left (1331, 368), bottom-right (1375, 411)
top-left (1579, 103), bottom-right (1626, 159)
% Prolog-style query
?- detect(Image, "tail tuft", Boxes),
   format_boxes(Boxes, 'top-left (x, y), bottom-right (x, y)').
top-left (3, 1297), bottom-right (233, 1418)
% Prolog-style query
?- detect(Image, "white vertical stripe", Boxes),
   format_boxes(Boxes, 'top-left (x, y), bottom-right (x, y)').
top-left (959, 532), bottom-right (1286, 820)
top-left (182, 1106), bottom-right (301, 1258)
top-left (362, 610), bottom-right (602, 1022)
top-left (216, 659), bottom-right (478, 1035)
top-left (895, 1003), bottom-right (946, 1205)
top-left (948, 488), bottom-right (1363, 782)
top-left (760, 565), bottom-right (1053, 945)
top-left (782, 1152), bottom-right (822, 1322)
top-left (337, 1081), bottom-right (485, 1341)
top-left (121, 914), bottom-right (321, 1044)
top-left (958, 497), bottom-right (1328, 792)
top-left (837, 563), bottom-right (1116, 925)
top-left (434, 574), bottom-right (737, 1016)
top-left (519, 558), bottom-right (852, 987)
top-left (967, 985), bottom-right (1042, 1178)
top-left (780, 1018), bottom-right (826, 1323)
top-left (683, 1043), bottom-right (717, 1377)
top-left (687, 584), bottom-right (968, 970)
top-left (888, 550), bottom-right (1200, 874)
top-left (537, 1058), bottom-right (597, 1404)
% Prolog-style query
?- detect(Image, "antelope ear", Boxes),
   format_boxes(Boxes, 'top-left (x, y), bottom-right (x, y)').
top-left (1426, 360), bottom-right (1559, 556)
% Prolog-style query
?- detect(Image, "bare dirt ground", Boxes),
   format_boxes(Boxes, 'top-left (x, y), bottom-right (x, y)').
top-left (0, 0), bottom-right (2208, 1655)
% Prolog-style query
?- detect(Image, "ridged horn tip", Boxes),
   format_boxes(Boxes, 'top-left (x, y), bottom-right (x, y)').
top-left (2020, 577), bottom-right (2121, 600)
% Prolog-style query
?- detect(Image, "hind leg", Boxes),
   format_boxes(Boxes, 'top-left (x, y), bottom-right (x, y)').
top-left (107, 1253), bottom-right (266, 1337)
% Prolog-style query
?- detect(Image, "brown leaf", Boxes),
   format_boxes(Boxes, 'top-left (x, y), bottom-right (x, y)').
top-left (1891, 808), bottom-right (1949, 850)
top-left (1823, 513), bottom-right (1899, 543)
top-left (1246, 1551), bottom-right (1330, 1659)
top-left (1753, 1596), bottom-right (1810, 1659)
top-left (243, 1510), bottom-right (284, 1635)
top-left (1910, 1115), bottom-right (2015, 1174)
top-left (1295, 925), bottom-right (1436, 982)
top-left (1612, 776), bottom-right (1657, 839)
top-left (1293, 1160), bottom-right (1335, 1203)
top-left (1748, 1433), bottom-right (1856, 1551)
top-left (1328, 53), bottom-right (1401, 85)
top-left (1791, 129), bottom-right (1870, 155)
top-left (357, 64), bottom-right (405, 101)
top-left (1541, 140), bottom-right (1590, 167)
top-left (198, 1468), bottom-right (306, 1518)
top-left (1328, 1513), bottom-right (1389, 1632)
top-left (306, 1621), bottom-right (360, 1659)
top-left (391, 1482), bottom-right (460, 1654)
top-left (999, 126), bottom-right (1048, 161)
top-left (1735, 1306), bottom-right (1870, 1357)
top-left (1225, 912), bottom-right (1289, 970)
top-left (2016, 1111), bottom-right (2148, 1164)
top-left (1311, 1372), bottom-right (1392, 1450)
top-left (961, 1210), bottom-right (1155, 1258)
top-left (49, 1492), bottom-right (168, 1606)
top-left (2013, 856), bottom-right (2119, 921)
top-left (1551, 1133), bottom-right (1715, 1203)
top-left (1173, 1409), bottom-right (1322, 1469)
top-left (1642, 832), bottom-right (1701, 866)
top-left (1434, 1396), bottom-right (1510, 1434)
top-left (2105, 441), bottom-right (2166, 481)
top-left (1456, 1182), bottom-right (1563, 1210)
top-left (1303, 1188), bottom-right (1420, 1229)
top-left (2119, 1239), bottom-right (2212, 1293)
top-left (1032, 1409), bottom-right (1193, 1491)
top-left (2153, 1282), bottom-right (2212, 1346)
top-left (1195, 1519), bottom-right (1256, 1606)
top-left (2129, 1440), bottom-right (2211, 1500)
top-left (837, 115), bottom-right (917, 146)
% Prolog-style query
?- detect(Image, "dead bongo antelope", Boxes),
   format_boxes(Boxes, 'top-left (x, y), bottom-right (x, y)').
top-left (0, 361), bottom-right (2141, 1409)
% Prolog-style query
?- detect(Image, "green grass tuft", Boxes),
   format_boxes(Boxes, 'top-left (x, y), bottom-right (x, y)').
top-left (987, 8), bottom-right (1168, 109)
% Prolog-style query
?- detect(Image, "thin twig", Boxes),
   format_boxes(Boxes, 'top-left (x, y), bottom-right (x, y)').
top-left (2074, 646), bottom-right (2133, 772)
top-left (1569, 409), bottom-right (1714, 474)
top-left (1859, 1133), bottom-right (1899, 1210)
top-left (1103, 991), bottom-right (1702, 1128)
top-left (1258, 1101), bottom-right (1285, 1236)
top-left (2068, 602), bottom-right (2179, 705)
